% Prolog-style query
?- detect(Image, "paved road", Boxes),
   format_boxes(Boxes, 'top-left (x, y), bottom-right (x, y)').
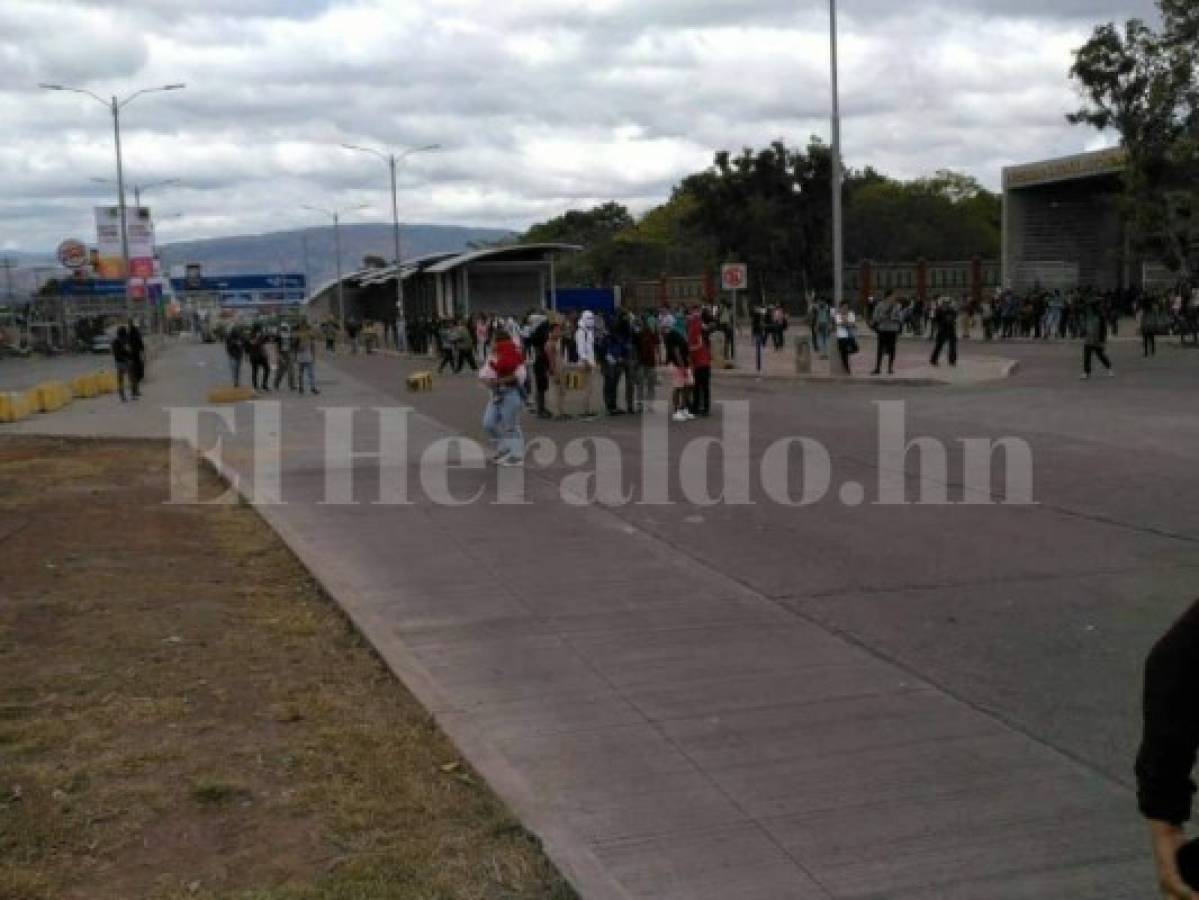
top-left (7, 336), bottom-right (1197, 898)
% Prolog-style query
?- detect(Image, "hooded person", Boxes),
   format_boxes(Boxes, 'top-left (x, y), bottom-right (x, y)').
top-left (573, 311), bottom-right (597, 419)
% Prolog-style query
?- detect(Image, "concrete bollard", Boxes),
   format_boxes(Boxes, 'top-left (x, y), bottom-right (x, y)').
top-left (794, 334), bottom-right (813, 375)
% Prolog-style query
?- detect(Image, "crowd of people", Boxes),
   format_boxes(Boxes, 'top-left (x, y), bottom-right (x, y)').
top-left (223, 321), bottom-right (321, 394)
top-left (461, 304), bottom-right (723, 466)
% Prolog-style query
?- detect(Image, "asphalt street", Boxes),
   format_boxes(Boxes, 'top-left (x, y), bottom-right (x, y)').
top-left (331, 337), bottom-right (1199, 788)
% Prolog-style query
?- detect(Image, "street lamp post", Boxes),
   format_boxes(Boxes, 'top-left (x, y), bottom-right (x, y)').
top-left (301, 204), bottom-right (369, 331)
top-left (91, 177), bottom-right (181, 209)
top-left (342, 143), bottom-right (440, 346)
top-left (40, 82), bottom-right (185, 322)
top-left (828, 0), bottom-right (847, 375)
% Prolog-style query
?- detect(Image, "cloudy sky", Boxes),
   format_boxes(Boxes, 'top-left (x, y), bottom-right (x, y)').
top-left (1, 0), bottom-right (1157, 252)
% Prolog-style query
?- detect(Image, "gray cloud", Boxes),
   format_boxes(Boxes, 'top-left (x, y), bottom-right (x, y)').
top-left (1, 0), bottom-right (1157, 252)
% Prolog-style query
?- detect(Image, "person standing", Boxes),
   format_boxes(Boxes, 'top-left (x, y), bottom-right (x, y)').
top-left (294, 321), bottom-right (320, 395)
top-left (930, 298), bottom-right (958, 367)
top-left (1081, 300), bottom-right (1114, 379)
top-left (688, 306), bottom-right (713, 416)
top-left (833, 301), bottom-right (857, 375)
top-left (111, 326), bottom-right (134, 402)
top-left (224, 326), bottom-right (244, 387)
top-left (128, 321), bottom-right (145, 398)
top-left (662, 314), bottom-right (692, 422)
top-left (454, 318), bottom-right (478, 372)
top-left (273, 323), bottom-right (297, 391)
top-left (1141, 297), bottom-right (1161, 359)
top-left (602, 313), bottom-right (633, 416)
top-left (320, 318), bottom-right (338, 353)
top-left (1136, 599), bottom-right (1199, 899)
top-left (480, 328), bottom-right (526, 466)
top-left (871, 291), bottom-right (902, 376)
top-left (528, 314), bottom-right (553, 419)
top-left (247, 324), bottom-right (271, 391)
top-left (574, 310), bottom-right (598, 420)
top-left (631, 312), bottom-right (658, 412)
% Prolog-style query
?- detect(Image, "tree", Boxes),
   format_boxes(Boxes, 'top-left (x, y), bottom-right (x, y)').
top-left (680, 139), bottom-right (834, 302)
top-left (1070, 0), bottom-right (1199, 280)
top-left (844, 170), bottom-right (1000, 262)
top-left (362, 254), bottom-right (387, 269)
top-left (522, 202), bottom-right (636, 285)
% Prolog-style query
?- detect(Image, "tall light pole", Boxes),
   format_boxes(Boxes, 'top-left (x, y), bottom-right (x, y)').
top-left (828, 0), bottom-right (847, 375)
top-left (90, 176), bottom-right (181, 209)
top-left (341, 143), bottom-right (440, 339)
top-left (301, 204), bottom-right (368, 331)
top-left (40, 82), bottom-right (185, 321)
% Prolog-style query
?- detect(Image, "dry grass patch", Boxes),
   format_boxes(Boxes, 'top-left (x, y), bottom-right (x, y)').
top-left (0, 437), bottom-right (577, 900)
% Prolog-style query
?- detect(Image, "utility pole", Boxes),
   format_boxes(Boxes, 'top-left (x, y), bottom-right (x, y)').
top-left (828, 0), bottom-right (848, 376)
top-left (0, 258), bottom-right (15, 302)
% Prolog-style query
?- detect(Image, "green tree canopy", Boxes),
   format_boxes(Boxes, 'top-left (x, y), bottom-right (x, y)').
top-left (1070, 0), bottom-right (1199, 278)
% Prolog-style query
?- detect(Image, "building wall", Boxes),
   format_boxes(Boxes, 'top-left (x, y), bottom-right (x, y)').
top-left (1004, 175), bottom-right (1126, 292)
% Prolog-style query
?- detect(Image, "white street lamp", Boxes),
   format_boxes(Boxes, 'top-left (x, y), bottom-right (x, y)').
top-left (301, 203), bottom-right (370, 331)
top-left (41, 82), bottom-right (186, 321)
top-left (341, 142), bottom-right (440, 345)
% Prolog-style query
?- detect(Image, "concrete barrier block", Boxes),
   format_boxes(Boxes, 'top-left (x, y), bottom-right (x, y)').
top-left (71, 374), bottom-right (100, 399)
top-left (32, 381), bottom-right (72, 413)
top-left (94, 371), bottom-right (119, 394)
top-left (407, 372), bottom-right (434, 392)
top-left (206, 387), bottom-right (255, 404)
top-left (0, 392), bottom-right (33, 423)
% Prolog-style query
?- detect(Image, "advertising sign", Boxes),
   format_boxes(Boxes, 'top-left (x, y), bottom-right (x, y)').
top-left (94, 206), bottom-right (156, 278)
top-left (56, 239), bottom-right (89, 270)
top-left (169, 273), bottom-right (307, 308)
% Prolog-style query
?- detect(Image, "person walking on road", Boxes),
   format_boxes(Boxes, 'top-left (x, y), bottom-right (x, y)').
top-left (111, 326), bottom-right (134, 402)
top-left (320, 319), bottom-right (338, 353)
top-left (247, 324), bottom-right (271, 391)
top-left (224, 326), bottom-right (245, 387)
top-left (295, 322), bottom-right (320, 395)
top-left (273, 323), bottom-right (297, 391)
top-left (1080, 300), bottom-right (1114, 379)
top-left (1136, 599), bottom-right (1199, 899)
top-left (1141, 297), bottom-right (1161, 359)
top-left (930, 298), bottom-right (958, 368)
top-left (871, 291), bottom-right (902, 375)
top-left (480, 328), bottom-right (526, 467)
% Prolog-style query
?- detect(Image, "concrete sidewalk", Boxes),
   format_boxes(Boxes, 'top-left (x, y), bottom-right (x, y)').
top-left (5, 343), bottom-right (1149, 898)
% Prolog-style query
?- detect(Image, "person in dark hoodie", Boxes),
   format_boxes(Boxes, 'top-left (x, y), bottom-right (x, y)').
top-left (1136, 600), bottom-right (1199, 899)
top-left (111, 325), bottom-right (134, 402)
top-left (247, 324), bottom-right (271, 391)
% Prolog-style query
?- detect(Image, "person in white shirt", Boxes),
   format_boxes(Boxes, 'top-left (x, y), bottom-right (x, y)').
top-left (574, 310), bottom-right (598, 420)
top-left (833, 301), bottom-right (858, 374)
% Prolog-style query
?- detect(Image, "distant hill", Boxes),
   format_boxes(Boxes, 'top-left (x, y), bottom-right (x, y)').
top-left (157, 223), bottom-right (518, 289)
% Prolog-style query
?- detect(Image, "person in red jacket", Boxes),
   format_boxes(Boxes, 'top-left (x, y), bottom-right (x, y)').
top-left (480, 329), bottom-right (527, 466)
top-left (687, 306), bottom-right (713, 417)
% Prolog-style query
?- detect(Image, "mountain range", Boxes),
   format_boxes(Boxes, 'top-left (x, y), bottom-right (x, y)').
top-left (157, 223), bottom-right (518, 289)
top-left (2, 223), bottom-right (518, 297)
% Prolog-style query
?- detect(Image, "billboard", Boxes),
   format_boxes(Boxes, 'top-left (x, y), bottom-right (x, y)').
top-left (94, 206), bottom-right (156, 278)
top-left (169, 273), bottom-right (307, 308)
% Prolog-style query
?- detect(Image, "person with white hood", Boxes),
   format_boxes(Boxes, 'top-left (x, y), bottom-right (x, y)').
top-left (574, 310), bottom-right (598, 420)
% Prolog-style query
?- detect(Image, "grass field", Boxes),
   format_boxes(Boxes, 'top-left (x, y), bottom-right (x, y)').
top-left (0, 436), bottom-right (577, 900)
